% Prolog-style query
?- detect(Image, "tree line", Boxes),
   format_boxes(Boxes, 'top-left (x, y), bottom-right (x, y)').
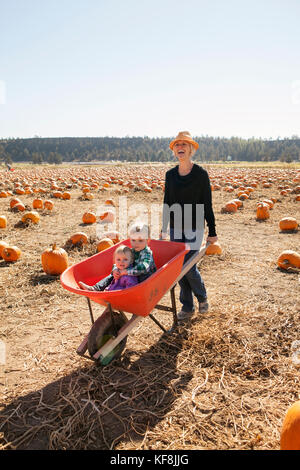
top-left (0, 135), bottom-right (299, 165)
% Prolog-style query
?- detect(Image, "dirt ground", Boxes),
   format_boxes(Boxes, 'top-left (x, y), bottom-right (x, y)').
top-left (0, 163), bottom-right (299, 450)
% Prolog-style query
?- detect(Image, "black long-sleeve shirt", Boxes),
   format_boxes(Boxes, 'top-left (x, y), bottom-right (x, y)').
top-left (162, 164), bottom-right (217, 237)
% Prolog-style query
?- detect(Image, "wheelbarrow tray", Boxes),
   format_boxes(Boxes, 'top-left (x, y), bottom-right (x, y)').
top-left (60, 239), bottom-right (189, 317)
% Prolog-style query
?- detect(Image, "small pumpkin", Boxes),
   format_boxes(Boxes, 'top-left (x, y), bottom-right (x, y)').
top-left (279, 217), bottom-right (298, 232)
top-left (103, 230), bottom-right (121, 244)
top-left (10, 197), bottom-right (22, 209)
top-left (52, 191), bottom-right (63, 198)
top-left (277, 250), bottom-right (300, 272)
top-left (105, 199), bottom-right (116, 207)
top-left (41, 243), bottom-right (69, 275)
top-left (82, 212), bottom-right (97, 224)
top-left (222, 201), bottom-right (238, 213)
top-left (280, 401), bottom-right (300, 450)
top-left (32, 198), bottom-right (43, 209)
top-left (0, 241), bottom-right (9, 258)
top-left (22, 211), bottom-right (40, 224)
top-left (206, 242), bottom-right (222, 255)
top-left (262, 199), bottom-right (274, 209)
top-left (256, 202), bottom-right (270, 220)
top-left (2, 245), bottom-right (22, 262)
top-left (69, 232), bottom-right (89, 245)
top-left (0, 215), bottom-right (7, 228)
top-left (44, 200), bottom-right (54, 211)
top-left (99, 210), bottom-right (115, 223)
top-left (97, 237), bottom-right (114, 252)
top-left (13, 202), bottom-right (26, 212)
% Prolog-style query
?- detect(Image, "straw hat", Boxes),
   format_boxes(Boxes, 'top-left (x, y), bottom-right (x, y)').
top-left (169, 131), bottom-right (199, 151)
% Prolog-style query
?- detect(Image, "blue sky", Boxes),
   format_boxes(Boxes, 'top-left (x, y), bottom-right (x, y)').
top-left (1, 0), bottom-right (300, 139)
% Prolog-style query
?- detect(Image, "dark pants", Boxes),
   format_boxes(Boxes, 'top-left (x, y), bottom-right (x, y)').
top-left (170, 228), bottom-right (207, 312)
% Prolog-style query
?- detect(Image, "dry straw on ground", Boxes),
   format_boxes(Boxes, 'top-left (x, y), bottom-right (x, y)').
top-left (0, 164), bottom-right (300, 450)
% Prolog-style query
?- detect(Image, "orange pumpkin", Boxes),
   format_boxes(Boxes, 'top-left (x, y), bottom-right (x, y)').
top-left (21, 211), bottom-right (40, 224)
top-left (0, 241), bottom-right (9, 258)
top-left (99, 210), bottom-right (115, 223)
top-left (279, 217), bottom-right (298, 232)
top-left (262, 199), bottom-right (274, 209)
top-left (10, 197), bottom-right (22, 209)
top-left (97, 237), bottom-right (114, 252)
top-left (222, 201), bottom-right (238, 213)
top-left (280, 401), bottom-right (300, 450)
top-left (206, 242), bottom-right (222, 255)
top-left (41, 243), bottom-right (69, 275)
top-left (69, 232), bottom-right (89, 245)
top-left (32, 198), bottom-right (43, 209)
top-left (44, 200), bottom-right (54, 211)
top-left (13, 202), bottom-right (25, 212)
top-left (2, 245), bottom-right (22, 262)
top-left (256, 202), bottom-right (270, 220)
top-left (105, 199), bottom-right (116, 207)
top-left (52, 191), bottom-right (63, 198)
top-left (0, 215), bottom-right (7, 228)
top-left (277, 250), bottom-right (300, 272)
top-left (103, 230), bottom-right (121, 244)
top-left (82, 212), bottom-right (97, 224)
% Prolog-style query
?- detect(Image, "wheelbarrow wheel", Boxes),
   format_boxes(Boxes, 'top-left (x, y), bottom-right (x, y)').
top-left (87, 308), bottom-right (128, 366)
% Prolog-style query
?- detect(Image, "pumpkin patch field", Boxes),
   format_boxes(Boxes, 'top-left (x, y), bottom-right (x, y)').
top-left (0, 162), bottom-right (300, 450)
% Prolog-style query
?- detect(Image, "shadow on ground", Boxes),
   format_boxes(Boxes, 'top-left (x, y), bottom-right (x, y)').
top-left (1, 326), bottom-right (192, 450)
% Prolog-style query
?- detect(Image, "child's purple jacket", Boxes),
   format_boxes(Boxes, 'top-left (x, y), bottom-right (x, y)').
top-left (107, 274), bottom-right (138, 291)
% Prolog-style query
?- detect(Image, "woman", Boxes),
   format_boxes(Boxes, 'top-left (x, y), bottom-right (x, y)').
top-left (160, 131), bottom-right (218, 320)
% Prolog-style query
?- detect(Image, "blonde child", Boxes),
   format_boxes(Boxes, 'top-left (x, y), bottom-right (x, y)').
top-left (79, 245), bottom-right (138, 291)
top-left (113, 222), bottom-right (156, 283)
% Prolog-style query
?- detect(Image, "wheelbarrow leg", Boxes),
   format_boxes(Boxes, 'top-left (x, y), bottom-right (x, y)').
top-left (148, 285), bottom-right (178, 333)
top-left (87, 297), bottom-right (95, 324)
top-left (170, 285), bottom-right (178, 330)
top-left (148, 313), bottom-right (168, 333)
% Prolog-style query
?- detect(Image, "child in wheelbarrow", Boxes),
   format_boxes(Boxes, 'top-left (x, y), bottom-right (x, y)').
top-left (79, 222), bottom-right (156, 291)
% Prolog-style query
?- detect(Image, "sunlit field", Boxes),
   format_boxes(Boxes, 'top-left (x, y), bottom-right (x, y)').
top-left (1, 162), bottom-right (299, 450)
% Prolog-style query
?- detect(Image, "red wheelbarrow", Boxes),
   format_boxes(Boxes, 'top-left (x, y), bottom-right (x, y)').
top-left (60, 239), bottom-right (208, 365)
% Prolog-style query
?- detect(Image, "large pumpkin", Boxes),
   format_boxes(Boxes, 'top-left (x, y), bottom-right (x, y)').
top-left (280, 401), bottom-right (300, 450)
top-left (41, 243), bottom-right (69, 275)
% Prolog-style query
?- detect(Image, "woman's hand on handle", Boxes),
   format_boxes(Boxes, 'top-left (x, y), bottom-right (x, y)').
top-left (206, 235), bottom-right (218, 244)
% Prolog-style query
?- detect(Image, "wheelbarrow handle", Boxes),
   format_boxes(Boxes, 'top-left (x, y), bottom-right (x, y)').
top-left (166, 242), bottom-right (209, 291)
